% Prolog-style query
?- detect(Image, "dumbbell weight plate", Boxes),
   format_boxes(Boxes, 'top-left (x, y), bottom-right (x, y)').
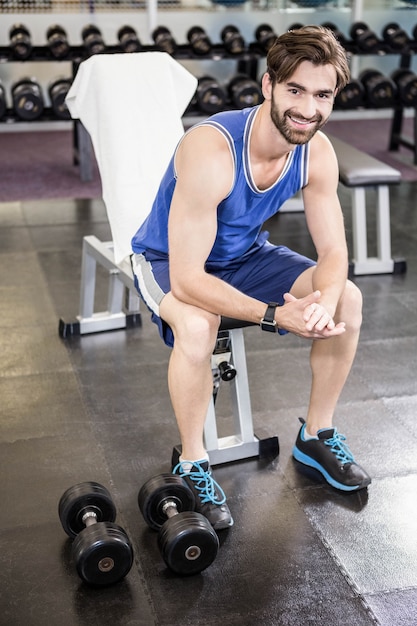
top-left (59, 481), bottom-right (117, 539)
top-left (334, 79), bottom-right (365, 109)
top-left (72, 522), bottom-right (134, 586)
top-left (158, 511), bottom-right (219, 575)
top-left (187, 26), bottom-right (212, 56)
top-left (10, 24), bottom-right (32, 60)
top-left (12, 79), bottom-right (44, 121)
top-left (49, 79), bottom-right (72, 120)
top-left (197, 76), bottom-right (227, 114)
top-left (254, 24), bottom-right (276, 52)
top-left (229, 74), bottom-right (263, 108)
top-left (391, 69), bottom-right (417, 106)
top-left (46, 25), bottom-right (70, 59)
top-left (118, 25), bottom-right (142, 53)
top-left (382, 22), bottom-right (409, 50)
top-left (138, 473), bottom-right (196, 531)
top-left (360, 69), bottom-right (397, 108)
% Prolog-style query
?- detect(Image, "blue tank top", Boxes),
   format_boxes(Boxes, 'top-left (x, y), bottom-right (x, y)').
top-left (131, 106), bottom-right (310, 264)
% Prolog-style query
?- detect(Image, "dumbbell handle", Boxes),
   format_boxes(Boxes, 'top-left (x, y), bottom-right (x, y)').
top-left (82, 511), bottom-right (98, 527)
top-left (162, 499), bottom-right (180, 519)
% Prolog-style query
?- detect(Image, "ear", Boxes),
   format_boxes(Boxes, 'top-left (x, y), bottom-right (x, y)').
top-left (262, 72), bottom-right (273, 101)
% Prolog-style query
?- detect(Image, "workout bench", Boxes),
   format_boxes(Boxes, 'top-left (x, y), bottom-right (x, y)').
top-left (327, 135), bottom-right (406, 276)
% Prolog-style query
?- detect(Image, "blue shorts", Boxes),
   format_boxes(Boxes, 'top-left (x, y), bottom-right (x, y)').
top-left (131, 233), bottom-right (316, 347)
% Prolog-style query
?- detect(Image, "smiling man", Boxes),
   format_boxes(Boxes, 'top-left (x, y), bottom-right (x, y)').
top-left (131, 25), bottom-right (371, 530)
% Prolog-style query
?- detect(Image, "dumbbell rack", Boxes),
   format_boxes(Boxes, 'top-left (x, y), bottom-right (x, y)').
top-left (3, 24), bottom-right (417, 166)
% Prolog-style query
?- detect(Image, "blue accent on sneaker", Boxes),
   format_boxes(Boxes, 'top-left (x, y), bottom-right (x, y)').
top-left (293, 446), bottom-right (360, 492)
top-left (172, 461), bottom-right (227, 506)
top-left (293, 420), bottom-right (371, 492)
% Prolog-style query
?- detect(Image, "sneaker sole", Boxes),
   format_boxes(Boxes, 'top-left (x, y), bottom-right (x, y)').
top-left (292, 446), bottom-right (369, 492)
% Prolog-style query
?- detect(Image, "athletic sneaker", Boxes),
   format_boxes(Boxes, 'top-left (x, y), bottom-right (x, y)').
top-left (172, 460), bottom-right (234, 530)
top-left (292, 419), bottom-right (371, 492)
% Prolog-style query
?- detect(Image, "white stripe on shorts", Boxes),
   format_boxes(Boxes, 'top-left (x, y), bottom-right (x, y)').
top-left (131, 253), bottom-right (165, 316)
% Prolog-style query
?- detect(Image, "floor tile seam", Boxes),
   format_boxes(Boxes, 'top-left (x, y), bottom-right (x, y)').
top-left (364, 584), bottom-right (417, 598)
top-left (291, 490), bottom-right (381, 626)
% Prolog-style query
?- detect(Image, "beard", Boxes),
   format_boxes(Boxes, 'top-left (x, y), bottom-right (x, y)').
top-left (270, 92), bottom-right (328, 145)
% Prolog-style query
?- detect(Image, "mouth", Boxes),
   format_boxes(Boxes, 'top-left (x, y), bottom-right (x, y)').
top-left (287, 113), bottom-right (320, 129)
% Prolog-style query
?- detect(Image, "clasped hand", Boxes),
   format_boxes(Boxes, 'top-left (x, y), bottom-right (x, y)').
top-left (282, 290), bottom-right (345, 339)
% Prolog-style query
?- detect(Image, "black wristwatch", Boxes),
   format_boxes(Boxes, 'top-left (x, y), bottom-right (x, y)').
top-left (260, 302), bottom-right (280, 332)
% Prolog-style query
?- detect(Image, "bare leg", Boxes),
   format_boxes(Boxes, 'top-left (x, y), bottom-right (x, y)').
top-left (159, 292), bottom-right (220, 460)
top-left (291, 270), bottom-right (363, 435)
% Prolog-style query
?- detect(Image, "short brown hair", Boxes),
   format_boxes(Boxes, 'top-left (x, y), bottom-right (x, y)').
top-left (266, 25), bottom-right (350, 91)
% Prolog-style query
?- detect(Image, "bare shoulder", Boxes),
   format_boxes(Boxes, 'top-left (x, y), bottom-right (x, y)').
top-left (175, 124), bottom-right (235, 201)
top-left (308, 130), bottom-right (339, 183)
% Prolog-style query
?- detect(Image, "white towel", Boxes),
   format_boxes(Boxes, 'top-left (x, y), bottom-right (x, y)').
top-left (66, 52), bottom-right (197, 264)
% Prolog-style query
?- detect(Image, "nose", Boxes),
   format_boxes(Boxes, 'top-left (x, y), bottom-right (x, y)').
top-left (299, 95), bottom-right (317, 120)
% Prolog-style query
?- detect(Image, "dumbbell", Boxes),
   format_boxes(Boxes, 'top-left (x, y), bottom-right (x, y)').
top-left (81, 24), bottom-right (106, 56)
top-left (382, 22), bottom-right (410, 51)
top-left (48, 78), bottom-right (72, 120)
top-left (221, 25), bottom-right (245, 55)
top-left (288, 23), bottom-right (304, 31)
top-left (59, 481), bottom-right (134, 586)
top-left (195, 76), bottom-right (227, 114)
top-left (334, 79), bottom-right (365, 110)
top-left (359, 69), bottom-right (397, 108)
top-left (228, 74), bottom-right (263, 109)
top-left (391, 69), bottom-right (417, 107)
top-left (321, 22), bottom-right (348, 47)
top-left (254, 24), bottom-right (277, 52)
top-left (187, 26), bottom-right (212, 56)
top-left (152, 26), bottom-right (177, 55)
top-left (350, 21), bottom-right (380, 53)
top-left (139, 474), bottom-right (219, 575)
top-left (46, 25), bottom-right (70, 59)
top-left (118, 25), bottom-right (142, 53)
top-left (0, 81), bottom-right (6, 120)
top-left (11, 78), bottom-right (44, 121)
top-left (9, 24), bottom-right (32, 60)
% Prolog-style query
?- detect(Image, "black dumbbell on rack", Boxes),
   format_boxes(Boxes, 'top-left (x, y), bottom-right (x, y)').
top-left (228, 74), bottom-right (263, 109)
top-left (9, 23), bottom-right (33, 60)
top-left (254, 24), bottom-right (277, 52)
top-left (48, 78), bottom-right (72, 120)
top-left (117, 25), bottom-right (142, 53)
top-left (359, 69), bottom-right (397, 108)
top-left (187, 26), bottom-right (212, 56)
top-left (59, 481), bottom-right (134, 586)
top-left (11, 78), bottom-right (44, 121)
top-left (139, 474), bottom-right (219, 575)
top-left (350, 22), bottom-right (380, 53)
top-left (152, 26), bottom-right (177, 55)
top-left (195, 76), bottom-right (227, 114)
top-left (391, 69), bottom-right (417, 107)
top-left (81, 24), bottom-right (106, 56)
top-left (334, 79), bottom-right (365, 110)
top-left (382, 22), bottom-right (411, 51)
top-left (46, 24), bottom-right (70, 59)
top-left (321, 22), bottom-right (348, 48)
top-left (221, 25), bottom-right (246, 55)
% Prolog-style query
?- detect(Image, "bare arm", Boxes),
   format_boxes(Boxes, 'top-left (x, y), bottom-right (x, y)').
top-left (296, 131), bottom-right (349, 330)
top-left (168, 125), bottom-right (266, 322)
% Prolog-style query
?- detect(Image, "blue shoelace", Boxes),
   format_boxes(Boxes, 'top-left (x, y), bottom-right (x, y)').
top-left (324, 430), bottom-right (355, 465)
top-left (173, 461), bottom-right (227, 506)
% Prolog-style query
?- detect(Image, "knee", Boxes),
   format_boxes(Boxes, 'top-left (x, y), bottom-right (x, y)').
top-left (174, 310), bottom-right (220, 361)
top-left (339, 280), bottom-right (363, 332)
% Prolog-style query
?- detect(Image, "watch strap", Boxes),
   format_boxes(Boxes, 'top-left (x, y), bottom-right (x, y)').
top-left (260, 302), bottom-right (280, 332)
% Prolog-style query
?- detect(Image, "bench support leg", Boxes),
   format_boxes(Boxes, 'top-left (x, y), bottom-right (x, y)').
top-left (350, 186), bottom-right (395, 275)
top-left (59, 235), bottom-right (141, 337)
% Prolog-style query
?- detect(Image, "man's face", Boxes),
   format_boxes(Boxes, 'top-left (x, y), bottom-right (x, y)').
top-left (269, 60), bottom-right (337, 145)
